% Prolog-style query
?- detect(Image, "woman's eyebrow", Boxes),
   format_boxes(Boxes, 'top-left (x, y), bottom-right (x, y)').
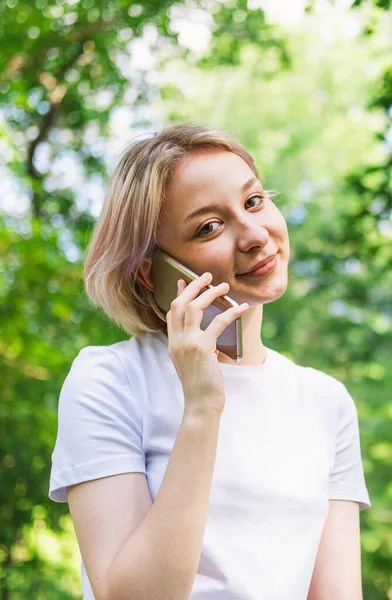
top-left (183, 177), bottom-right (260, 224)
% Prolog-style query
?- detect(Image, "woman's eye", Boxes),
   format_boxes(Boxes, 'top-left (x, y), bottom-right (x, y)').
top-left (196, 195), bottom-right (265, 237)
top-left (197, 222), bottom-right (218, 237)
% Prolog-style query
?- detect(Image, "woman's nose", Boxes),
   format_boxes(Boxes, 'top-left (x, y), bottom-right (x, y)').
top-left (236, 223), bottom-right (269, 250)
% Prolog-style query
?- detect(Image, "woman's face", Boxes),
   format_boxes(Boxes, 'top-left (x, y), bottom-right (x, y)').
top-left (155, 148), bottom-right (290, 308)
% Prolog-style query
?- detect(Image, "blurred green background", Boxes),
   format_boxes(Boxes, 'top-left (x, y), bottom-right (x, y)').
top-left (0, 0), bottom-right (391, 597)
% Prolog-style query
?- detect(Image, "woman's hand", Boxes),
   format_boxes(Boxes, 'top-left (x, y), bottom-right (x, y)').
top-left (166, 272), bottom-right (249, 417)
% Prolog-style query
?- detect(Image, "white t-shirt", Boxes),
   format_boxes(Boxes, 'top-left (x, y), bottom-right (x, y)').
top-left (49, 331), bottom-right (371, 600)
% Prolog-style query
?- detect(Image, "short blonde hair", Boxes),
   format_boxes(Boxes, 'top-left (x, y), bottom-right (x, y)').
top-left (84, 123), bottom-right (260, 336)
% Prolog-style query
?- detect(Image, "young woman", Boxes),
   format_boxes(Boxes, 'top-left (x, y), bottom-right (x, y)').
top-left (49, 124), bottom-right (371, 600)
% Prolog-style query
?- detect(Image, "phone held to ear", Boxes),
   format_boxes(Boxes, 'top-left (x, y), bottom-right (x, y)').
top-left (151, 248), bottom-right (243, 363)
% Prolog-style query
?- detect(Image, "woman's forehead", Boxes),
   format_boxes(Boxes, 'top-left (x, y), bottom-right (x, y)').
top-left (169, 150), bottom-right (258, 194)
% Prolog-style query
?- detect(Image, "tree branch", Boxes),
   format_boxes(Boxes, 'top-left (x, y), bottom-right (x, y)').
top-left (27, 39), bottom-right (87, 219)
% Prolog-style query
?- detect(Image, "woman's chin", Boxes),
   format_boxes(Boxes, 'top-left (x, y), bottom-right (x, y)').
top-left (261, 285), bottom-right (288, 304)
top-left (237, 277), bottom-right (288, 306)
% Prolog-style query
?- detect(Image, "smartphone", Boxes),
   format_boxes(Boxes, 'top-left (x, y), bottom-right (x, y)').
top-left (151, 248), bottom-right (244, 362)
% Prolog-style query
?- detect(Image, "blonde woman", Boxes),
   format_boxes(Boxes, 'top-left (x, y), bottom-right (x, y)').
top-left (49, 124), bottom-right (371, 600)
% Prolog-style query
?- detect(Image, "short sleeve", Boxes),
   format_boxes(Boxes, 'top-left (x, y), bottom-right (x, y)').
top-left (49, 346), bottom-right (146, 503)
top-left (329, 383), bottom-right (371, 511)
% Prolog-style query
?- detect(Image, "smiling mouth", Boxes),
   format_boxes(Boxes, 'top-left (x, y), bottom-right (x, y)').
top-left (236, 253), bottom-right (279, 277)
top-left (237, 254), bottom-right (277, 276)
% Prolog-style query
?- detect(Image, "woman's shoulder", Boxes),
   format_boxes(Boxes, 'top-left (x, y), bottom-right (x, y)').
top-left (72, 333), bottom-right (147, 367)
top-left (68, 331), bottom-right (166, 383)
top-left (269, 347), bottom-right (346, 394)
top-left (58, 336), bottom-right (154, 419)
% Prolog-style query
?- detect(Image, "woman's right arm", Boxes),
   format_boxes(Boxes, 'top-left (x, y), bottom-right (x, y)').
top-left (112, 407), bottom-right (220, 600)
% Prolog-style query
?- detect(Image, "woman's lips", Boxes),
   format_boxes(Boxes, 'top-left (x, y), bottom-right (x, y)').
top-left (237, 254), bottom-right (278, 277)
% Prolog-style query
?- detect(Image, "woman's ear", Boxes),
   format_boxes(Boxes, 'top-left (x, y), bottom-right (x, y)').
top-left (134, 257), bottom-right (154, 292)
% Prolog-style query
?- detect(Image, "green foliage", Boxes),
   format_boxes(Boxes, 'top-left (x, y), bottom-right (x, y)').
top-left (0, 0), bottom-right (177, 224)
top-left (353, 0), bottom-right (391, 9)
top-left (197, 0), bottom-right (290, 68)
